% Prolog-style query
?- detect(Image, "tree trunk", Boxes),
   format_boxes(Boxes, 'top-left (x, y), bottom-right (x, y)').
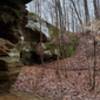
top-left (70, 0), bottom-right (83, 25)
top-left (83, 0), bottom-right (90, 24)
top-left (93, 0), bottom-right (100, 19)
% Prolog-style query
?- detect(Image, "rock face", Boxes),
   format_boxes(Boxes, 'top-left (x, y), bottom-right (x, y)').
top-left (0, 4), bottom-right (29, 43)
top-left (0, 0), bottom-right (32, 5)
top-left (0, 0), bottom-right (32, 93)
top-left (0, 38), bottom-right (14, 56)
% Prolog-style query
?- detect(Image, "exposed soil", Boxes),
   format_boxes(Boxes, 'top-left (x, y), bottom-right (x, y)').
top-left (0, 92), bottom-right (49, 100)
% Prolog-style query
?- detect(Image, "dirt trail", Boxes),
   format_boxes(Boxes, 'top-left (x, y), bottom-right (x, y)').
top-left (0, 92), bottom-right (49, 100)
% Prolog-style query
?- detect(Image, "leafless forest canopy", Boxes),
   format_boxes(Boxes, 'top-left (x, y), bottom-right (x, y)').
top-left (27, 0), bottom-right (100, 32)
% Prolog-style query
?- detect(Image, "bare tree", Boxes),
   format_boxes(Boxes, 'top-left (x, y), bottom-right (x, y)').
top-left (66, 5), bottom-right (70, 31)
top-left (54, 0), bottom-right (67, 58)
top-left (83, 0), bottom-right (90, 24)
top-left (70, 4), bottom-right (75, 32)
top-left (93, 0), bottom-right (100, 19)
top-left (70, 0), bottom-right (83, 25)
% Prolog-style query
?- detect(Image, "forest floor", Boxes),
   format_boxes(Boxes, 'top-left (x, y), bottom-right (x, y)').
top-left (0, 35), bottom-right (100, 100)
top-left (0, 92), bottom-right (49, 100)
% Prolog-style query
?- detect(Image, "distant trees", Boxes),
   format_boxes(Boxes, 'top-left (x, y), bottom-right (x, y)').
top-left (70, 0), bottom-right (83, 26)
top-left (93, 0), bottom-right (100, 19)
top-left (28, 0), bottom-right (100, 32)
